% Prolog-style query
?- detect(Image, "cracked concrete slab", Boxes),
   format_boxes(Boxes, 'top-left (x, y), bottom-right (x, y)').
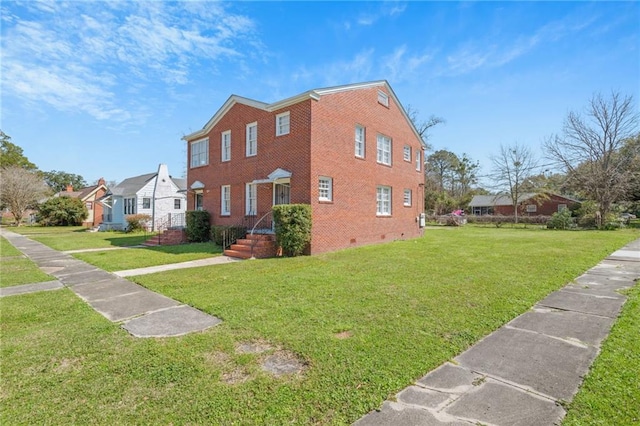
top-left (89, 290), bottom-right (180, 322)
top-left (446, 381), bottom-right (565, 426)
top-left (0, 280), bottom-right (64, 297)
top-left (396, 386), bottom-right (451, 409)
top-left (508, 308), bottom-right (615, 346)
top-left (417, 362), bottom-right (483, 394)
top-left (354, 401), bottom-right (468, 426)
top-left (537, 290), bottom-right (625, 318)
top-left (122, 305), bottom-right (222, 337)
top-left (455, 327), bottom-right (598, 400)
top-left (71, 278), bottom-right (149, 302)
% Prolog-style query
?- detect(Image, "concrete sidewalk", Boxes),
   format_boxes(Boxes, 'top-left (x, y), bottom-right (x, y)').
top-left (355, 239), bottom-right (640, 426)
top-left (114, 255), bottom-right (240, 277)
top-left (1, 229), bottom-right (222, 338)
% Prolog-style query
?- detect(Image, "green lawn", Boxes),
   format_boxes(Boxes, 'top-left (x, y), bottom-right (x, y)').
top-left (0, 236), bottom-right (54, 287)
top-left (72, 243), bottom-right (223, 271)
top-left (9, 226), bottom-right (155, 250)
top-left (1, 227), bottom-right (638, 424)
top-left (563, 285), bottom-right (640, 425)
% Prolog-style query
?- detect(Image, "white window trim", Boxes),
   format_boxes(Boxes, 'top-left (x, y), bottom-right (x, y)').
top-left (142, 197), bottom-right (151, 209)
top-left (403, 145), bottom-right (411, 162)
top-left (190, 138), bottom-right (209, 168)
top-left (376, 186), bottom-right (392, 216)
top-left (221, 185), bottom-right (231, 216)
top-left (378, 90), bottom-right (389, 107)
top-left (318, 176), bottom-right (333, 202)
top-left (221, 130), bottom-right (231, 162)
top-left (245, 183), bottom-right (257, 216)
top-left (377, 134), bottom-right (392, 166)
top-left (355, 125), bottom-right (365, 158)
top-left (174, 198), bottom-right (181, 210)
top-left (416, 150), bottom-right (422, 171)
top-left (195, 193), bottom-right (204, 211)
top-left (403, 189), bottom-right (412, 207)
top-left (246, 122), bottom-right (257, 157)
top-left (276, 111), bottom-right (290, 136)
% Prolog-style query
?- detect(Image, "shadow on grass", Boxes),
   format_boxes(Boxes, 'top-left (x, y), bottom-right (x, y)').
top-left (137, 242), bottom-right (223, 256)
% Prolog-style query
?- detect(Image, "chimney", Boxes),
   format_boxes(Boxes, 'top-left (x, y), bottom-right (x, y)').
top-left (66, 184), bottom-right (73, 192)
top-left (98, 177), bottom-right (105, 186)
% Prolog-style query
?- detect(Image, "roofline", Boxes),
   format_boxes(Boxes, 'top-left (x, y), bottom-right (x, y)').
top-left (181, 80), bottom-right (426, 148)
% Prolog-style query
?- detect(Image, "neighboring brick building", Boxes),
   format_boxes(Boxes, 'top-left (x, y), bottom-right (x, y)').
top-left (468, 193), bottom-right (581, 216)
top-left (55, 178), bottom-right (108, 227)
top-left (183, 81), bottom-right (426, 255)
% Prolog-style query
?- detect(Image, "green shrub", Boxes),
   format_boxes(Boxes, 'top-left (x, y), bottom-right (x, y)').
top-left (125, 214), bottom-right (151, 232)
top-left (186, 210), bottom-right (211, 242)
top-left (547, 209), bottom-right (574, 230)
top-left (211, 225), bottom-right (246, 246)
top-left (37, 196), bottom-right (88, 226)
top-left (272, 204), bottom-right (312, 257)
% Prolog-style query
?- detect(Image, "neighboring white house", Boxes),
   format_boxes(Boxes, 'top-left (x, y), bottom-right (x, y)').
top-left (98, 164), bottom-right (187, 231)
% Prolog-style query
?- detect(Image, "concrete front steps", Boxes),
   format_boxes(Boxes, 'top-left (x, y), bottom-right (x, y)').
top-left (143, 229), bottom-right (187, 246)
top-left (224, 234), bottom-right (278, 259)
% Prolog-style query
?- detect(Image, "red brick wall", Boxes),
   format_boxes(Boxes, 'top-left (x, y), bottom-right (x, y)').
top-left (309, 87), bottom-right (425, 253)
top-left (186, 85), bottom-right (425, 254)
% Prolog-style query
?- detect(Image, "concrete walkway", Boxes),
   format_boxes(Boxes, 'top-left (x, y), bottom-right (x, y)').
top-left (1, 229), bottom-right (222, 338)
top-left (114, 255), bottom-right (240, 277)
top-left (355, 239), bottom-right (640, 425)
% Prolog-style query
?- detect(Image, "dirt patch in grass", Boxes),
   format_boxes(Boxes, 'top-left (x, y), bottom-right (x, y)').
top-left (261, 351), bottom-right (307, 377)
top-left (334, 330), bottom-right (353, 339)
top-left (236, 340), bottom-right (274, 354)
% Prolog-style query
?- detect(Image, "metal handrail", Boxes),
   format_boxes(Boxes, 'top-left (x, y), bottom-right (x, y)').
top-left (249, 210), bottom-right (273, 259)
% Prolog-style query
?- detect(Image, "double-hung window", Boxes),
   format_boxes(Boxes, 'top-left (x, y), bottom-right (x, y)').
top-left (403, 189), bottom-right (412, 207)
top-left (276, 111), bottom-right (290, 136)
top-left (221, 131), bottom-right (231, 162)
top-left (245, 183), bottom-right (256, 216)
top-left (376, 186), bottom-right (392, 216)
top-left (142, 198), bottom-right (151, 209)
top-left (318, 176), bottom-right (333, 202)
top-left (355, 125), bottom-right (365, 158)
top-left (174, 199), bottom-right (181, 210)
top-left (415, 150), bottom-right (421, 171)
top-left (246, 122), bottom-right (257, 157)
top-left (190, 138), bottom-right (209, 168)
top-left (124, 197), bottom-right (136, 215)
top-left (221, 185), bottom-right (231, 216)
top-left (403, 145), bottom-right (411, 162)
top-left (377, 134), bottom-right (392, 165)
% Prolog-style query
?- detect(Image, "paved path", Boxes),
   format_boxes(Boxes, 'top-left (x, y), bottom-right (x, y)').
top-left (114, 255), bottom-right (240, 277)
top-left (1, 229), bottom-right (222, 338)
top-left (355, 239), bottom-right (640, 426)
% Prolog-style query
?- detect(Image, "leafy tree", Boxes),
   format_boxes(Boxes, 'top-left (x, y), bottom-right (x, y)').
top-left (545, 92), bottom-right (639, 228)
top-left (0, 166), bottom-right (50, 225)
top-left (490, 143), bottom-right (539, 223)
top-left (42, 170), bottom-right (88, 193)
top-left (0, 131), bottom-right (37, 170)
top-left (37, 196), bottom-right (88, 226)
top-left (424, 150), bottom-right (480, 214)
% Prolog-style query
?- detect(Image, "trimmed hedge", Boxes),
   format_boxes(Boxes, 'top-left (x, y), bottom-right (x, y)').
top-left (272, 204), bottom-right (312, 257)
top-left (186, 210), bottom-right (211, 242)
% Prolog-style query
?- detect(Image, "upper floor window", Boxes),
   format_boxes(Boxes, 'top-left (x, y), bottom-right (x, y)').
top-left (376, 186), bottom-right (391, 216)
top-left (221, 131), bottom-right (231, 162)
top-left (403, 145), bottom-right (411, 162)
top-left (276, 111), bottom-right (290, 136)
top-left (221, 185), bottom-right (230, 216)
top-left (355, 125), bottom-right (365, 158)
top-left (377, 90), bottom-right (389, 107)
top-left (318, 176), bottom-right (333, 202)
top-left (190, 138), bottom-right (209, 168)
top-left (377, 134), bottom-right (392, 166)
top-left (142, 197), bottom-right (151, 209)
top-left (416, 150), bottom-right (421, 171)
top-left (246, 122), bottom-right (257, 157)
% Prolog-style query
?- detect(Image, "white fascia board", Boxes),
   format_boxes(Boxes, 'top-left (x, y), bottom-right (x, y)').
top-left (265, 91), bottom-right (321, 112)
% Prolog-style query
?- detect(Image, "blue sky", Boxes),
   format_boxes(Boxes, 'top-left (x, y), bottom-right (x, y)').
top-left (1, 1), bottom-right (638, 185)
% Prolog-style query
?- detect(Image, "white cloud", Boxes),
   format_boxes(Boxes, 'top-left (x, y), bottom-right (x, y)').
top-left (0, 1), bottom-right (259, 123)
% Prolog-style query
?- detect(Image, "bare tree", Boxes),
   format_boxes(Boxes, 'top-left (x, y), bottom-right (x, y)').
top-left (0, 166), bottom-right (50, 225)
top-left (406, 104), bottom-right (445, 151)
top-left (490, 143), bottom-right (539, 223)
top-left (544, 92), bottom-right (639, 227)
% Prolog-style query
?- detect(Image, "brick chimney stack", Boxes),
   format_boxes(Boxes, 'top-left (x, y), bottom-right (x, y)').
top-left (66, 184), bottom-right (73, 192)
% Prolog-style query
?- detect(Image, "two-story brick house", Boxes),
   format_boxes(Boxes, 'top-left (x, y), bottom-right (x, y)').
top-left (183, 81), bottom-right (426, 255)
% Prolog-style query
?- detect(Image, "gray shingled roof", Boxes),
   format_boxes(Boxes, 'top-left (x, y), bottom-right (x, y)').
top-left (468, 193), bottom-right (537, 207)
top-left (109, 172), bottom-right (157, 196)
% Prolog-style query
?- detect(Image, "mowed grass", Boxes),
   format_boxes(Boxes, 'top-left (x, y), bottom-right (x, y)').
top-left (1, 227), bottom-right (638, 424)
top-left (9, 226), bottom-right (154, 251)
top-left (72, 243), bottom-right (223, 271)
top-left (0, 237), bottom-right (54, 287)
top-left (563, 284), bottom-right (640, 425)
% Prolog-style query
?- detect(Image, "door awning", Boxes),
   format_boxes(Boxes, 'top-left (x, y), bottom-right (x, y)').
top-left (252, 168), bottom-right (292, 184)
